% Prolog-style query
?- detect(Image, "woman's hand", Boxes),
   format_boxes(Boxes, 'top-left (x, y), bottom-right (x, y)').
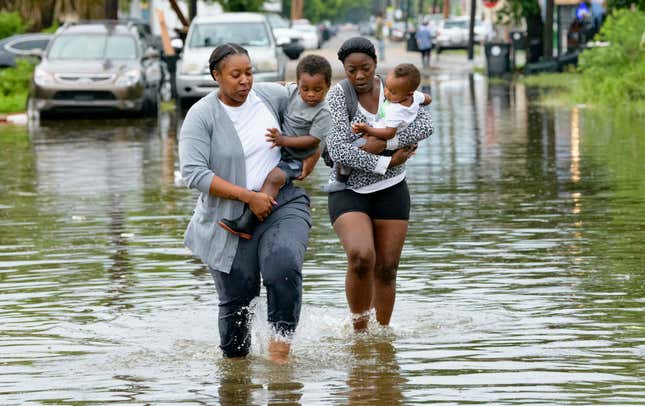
top-left (297, 148), bottom-right (321, 180)
top-left (360, 136), bottom-right (386, 154)
top-left (266, 128), bottom-right (285, 148)
top-left (248, 191), bottom-right (277, 221)
top-left (388, 145), bottom-right (417, 168)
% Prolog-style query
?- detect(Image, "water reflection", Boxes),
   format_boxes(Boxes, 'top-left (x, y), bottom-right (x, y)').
top-left (344, 336), bottom-right (405, 405)
top-left (0, 77), bottom-right (644, 404)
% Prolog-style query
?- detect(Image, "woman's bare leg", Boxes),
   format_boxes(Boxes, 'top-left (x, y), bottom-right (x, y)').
top-left (371, 219), bottom-right (408, 326)
top-left (333, 211), bottom-right (376, 331)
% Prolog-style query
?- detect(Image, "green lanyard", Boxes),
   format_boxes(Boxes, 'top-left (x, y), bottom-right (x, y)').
top-left (378, 100), bottom-right (389, 120)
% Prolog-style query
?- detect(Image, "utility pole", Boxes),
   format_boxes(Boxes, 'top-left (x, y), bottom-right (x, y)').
top-left (543, 0), bottom-right (554, 60)
top-left (189, 0), bottom-right (197, 21)
top-left (443, 0), bottom-right (450, 19)
top-left (291, 0), bottom-right (303, 20)
top-left (104, 0), bottom-right (118, 19)
top-left (467, 0), bottom-right (476, 59)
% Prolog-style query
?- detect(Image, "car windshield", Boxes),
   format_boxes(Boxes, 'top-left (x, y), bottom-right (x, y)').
top-left (189, 22), bottom-right (270, 48)
top-left (444, 20), bottom-right (468, 29)
top-left (266, 14), bottom-right (289, 29)
top-left (48, 34), bottom-right (137, 60)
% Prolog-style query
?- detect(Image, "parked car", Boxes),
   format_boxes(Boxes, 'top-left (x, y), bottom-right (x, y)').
top-left (292, 23), bottom-right (321, 49)
top-left (176, 12), bottom-right (286, 110)
top-left (29, 21), bottom-right (170, 118)
top-left (435, 16), bottom-right (471, 52)
top-left (0, 33), bottom-right (52, 68)
top-left (264, 12), bottom-right (305, 60)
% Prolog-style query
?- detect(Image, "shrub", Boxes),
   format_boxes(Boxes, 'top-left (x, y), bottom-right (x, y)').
top-left (0, 59), bottom-right (34, 114)
top-left (577, 9), bottom-right (645, 111)
top-left (0, 12), bottom-right (26, 40)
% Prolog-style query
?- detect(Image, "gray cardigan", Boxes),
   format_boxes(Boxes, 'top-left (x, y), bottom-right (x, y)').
top-left (179, 83), bottom-right (288, 273)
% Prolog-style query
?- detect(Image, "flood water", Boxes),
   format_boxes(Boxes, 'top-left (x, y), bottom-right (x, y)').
top-left (1, 75), bottom-right (644, 404)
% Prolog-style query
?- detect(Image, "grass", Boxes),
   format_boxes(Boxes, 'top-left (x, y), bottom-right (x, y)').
top-left (0, 92), bottom-right (28, 114)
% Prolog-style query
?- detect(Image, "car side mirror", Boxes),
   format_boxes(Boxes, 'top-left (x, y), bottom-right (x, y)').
top-left (276, 35), bottom-right (291, 47)
top-left (143, 48), bottom-right (160, 59)
top-left (28, 49), bottom-right (43, 59)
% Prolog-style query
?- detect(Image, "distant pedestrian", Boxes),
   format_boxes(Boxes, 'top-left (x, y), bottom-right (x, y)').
top-left (374, 12), bottom-right (386, 61)
top-left (416, 18), bottom-right (433, 68)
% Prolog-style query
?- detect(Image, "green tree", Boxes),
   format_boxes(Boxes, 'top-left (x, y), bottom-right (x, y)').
top-left (281, 0), bottom-right (373, 22)
top-left (0, 11), bottom-right (26, 39)
top-left (219, 0), bottom-right (265, 12)
top-left (496, 0), bottom-right (544, 63)
top-left (606, 0), bottom-right (645, 11)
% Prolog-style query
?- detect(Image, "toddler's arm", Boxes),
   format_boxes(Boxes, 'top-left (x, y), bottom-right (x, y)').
top-left (422, 93), bottom-right (432, 105)
top-left (266, 128), bottom-right (320, 150)
top-left (352, 122), bottom-right (397, 140)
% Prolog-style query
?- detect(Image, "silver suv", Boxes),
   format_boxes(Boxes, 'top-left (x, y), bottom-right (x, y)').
top-left (176, 12), bottom-right (286, 110)
top-left (30, 20), bottom-right (170, 117)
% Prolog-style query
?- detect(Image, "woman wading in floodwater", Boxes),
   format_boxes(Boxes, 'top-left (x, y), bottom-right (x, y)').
top-left (179, 43), bottom-right (317, 363)
top-left (325, 37), bottom-right (433, 330)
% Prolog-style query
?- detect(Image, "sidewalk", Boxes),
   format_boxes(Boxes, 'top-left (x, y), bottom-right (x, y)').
top-left (286, 28), bottom-right (485, 82)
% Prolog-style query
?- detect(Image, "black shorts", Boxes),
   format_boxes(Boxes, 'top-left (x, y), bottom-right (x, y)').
top-left (328, 179), bottom-right (410, 224)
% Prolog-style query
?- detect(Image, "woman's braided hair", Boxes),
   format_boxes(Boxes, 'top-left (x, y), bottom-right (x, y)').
top-left (208, 43), bottom-right (249, 79)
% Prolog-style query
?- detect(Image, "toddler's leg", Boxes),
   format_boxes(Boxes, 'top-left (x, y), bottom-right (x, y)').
top-left (261, 167), bottom-right (287, 199)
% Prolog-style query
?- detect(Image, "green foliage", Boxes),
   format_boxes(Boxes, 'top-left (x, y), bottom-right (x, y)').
top-left (41, 21), bottom-right (60, 34)
top-left (0, 59), bottom-right (34, 114)
top-left (0, 12), bottom-right (26, 40)
top-left (520, 72), bottom-right (581, 90)
top-left (577, 9), bottom-right (645, 111)
top-left (495, 0), bottom-right (539, 26)
top-left (281, 0), bottom-right (372, 23)
top-left (219, 0), bottom-right (265, 12)
top-left (606, 0), bottom-right (645, 12)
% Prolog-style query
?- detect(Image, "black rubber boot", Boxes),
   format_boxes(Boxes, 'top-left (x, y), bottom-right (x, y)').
top-left (218, 205), bottom-right (258, 240)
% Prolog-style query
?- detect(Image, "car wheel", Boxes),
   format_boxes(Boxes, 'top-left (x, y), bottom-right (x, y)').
top-left (26, 95), bottom-right (40, 121)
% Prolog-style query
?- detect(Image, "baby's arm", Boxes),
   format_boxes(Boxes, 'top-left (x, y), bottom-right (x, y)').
top-left (352, 122), bottom-right (397, 140)
top-left (266, 128), bottom-right (320, 150)
top-left (422, 93), bottom-right (432, 105)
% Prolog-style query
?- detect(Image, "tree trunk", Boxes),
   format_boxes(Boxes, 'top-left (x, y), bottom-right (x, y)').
top-left (525, 6), bottom-right (544, 63)
top-left (543, 0), bottom-right (554, 60)
top-left (104, 0), bottom-right (118, 19)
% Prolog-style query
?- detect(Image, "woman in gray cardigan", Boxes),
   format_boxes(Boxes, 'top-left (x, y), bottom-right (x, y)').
top-left (179, 43), bottom-right (314, 364)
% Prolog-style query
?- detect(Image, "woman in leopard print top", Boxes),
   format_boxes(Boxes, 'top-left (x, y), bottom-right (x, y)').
top-left (325, 37), bottom-right (433, 331)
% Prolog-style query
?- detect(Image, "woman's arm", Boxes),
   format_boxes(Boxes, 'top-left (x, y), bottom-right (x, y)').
top-left (179, 106), bottom-right (275, 220)
top-left (325, 85), bottom-right (392, 175)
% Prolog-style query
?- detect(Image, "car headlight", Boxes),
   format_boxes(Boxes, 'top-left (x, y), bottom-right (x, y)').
top-left (180, 61), bottom-right (204, 75)
top-left (254, 58), bottom-right (278, 73)
top-left (116, 69), bottom-right (141, 86)
top-left (34, 68), bottom-right (55, 86)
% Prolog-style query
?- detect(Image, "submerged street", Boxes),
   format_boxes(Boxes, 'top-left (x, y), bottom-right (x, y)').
top-left (1, 32), bottom-right (644, 404)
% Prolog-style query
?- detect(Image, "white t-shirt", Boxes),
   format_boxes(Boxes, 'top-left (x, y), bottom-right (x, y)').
top-left (219, 90), bottom-right (281, 191)
top-left (354, 84), bottom-right (406, 194)
top-left (380, 90), bottom-right (425, 130)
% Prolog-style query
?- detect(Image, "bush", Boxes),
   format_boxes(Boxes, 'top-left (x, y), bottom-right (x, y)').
top-left (577, 9), bottom-right (645, 112)
top-left (0, 59), bottom-right (34, 114)
top-left (0, 12), bottom-right (26, 40)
